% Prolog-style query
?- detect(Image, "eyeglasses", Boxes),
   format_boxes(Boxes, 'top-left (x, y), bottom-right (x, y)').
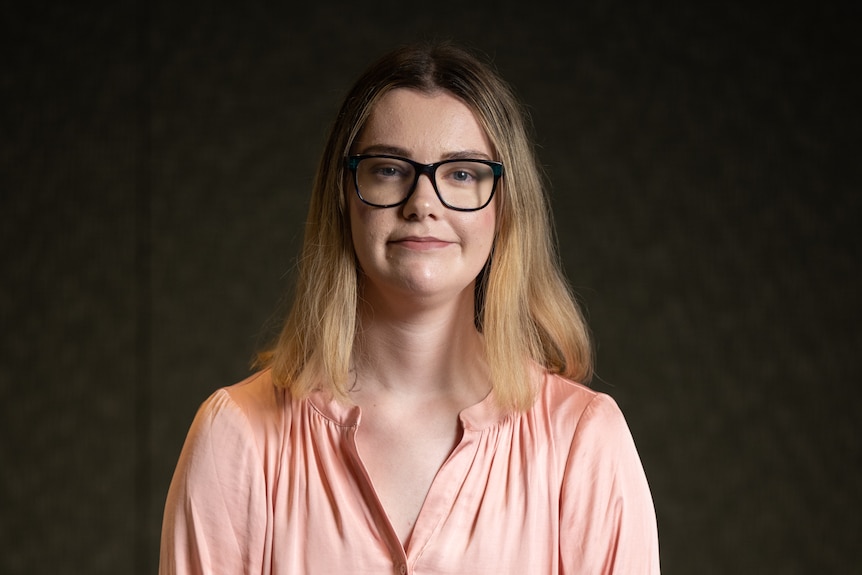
top-left (346, 154), bottom-right (503, 212)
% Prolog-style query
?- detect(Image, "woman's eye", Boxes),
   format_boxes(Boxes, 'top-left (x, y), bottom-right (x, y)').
top-left (371, 164), bottom-right (407, 178)
top-left (442, 166), bottom-right (481, 185)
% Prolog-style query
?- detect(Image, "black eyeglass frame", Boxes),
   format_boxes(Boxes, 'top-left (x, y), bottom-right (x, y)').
top-left (346, 154), bottom-right (504, 212)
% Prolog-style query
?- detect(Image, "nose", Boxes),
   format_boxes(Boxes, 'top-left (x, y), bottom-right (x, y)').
top-left (401, 172), bottom-right (441, 219)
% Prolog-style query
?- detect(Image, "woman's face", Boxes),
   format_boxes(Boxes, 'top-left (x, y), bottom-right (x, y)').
top-left (348, 88), bottom-right (497, 308)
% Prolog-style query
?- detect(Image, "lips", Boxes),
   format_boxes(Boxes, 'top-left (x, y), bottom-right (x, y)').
top-left (390, 236), bottom-right (452, 250)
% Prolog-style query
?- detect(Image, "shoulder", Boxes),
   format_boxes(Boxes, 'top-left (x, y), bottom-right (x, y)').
top-left (545, 374), bottom-right (660, 571)
top-left (535, 373), bottom-right (647, 482)
top-left (534, 372), bottom-right (628, 434)
top-left (529, 372), bottom-right (646, 474)
top-left (161, 375), bottom-right (279, 573)
top-left (183, 370), bottom-right (288, 460)
top-left (220, 369), bottom-right (286, 422)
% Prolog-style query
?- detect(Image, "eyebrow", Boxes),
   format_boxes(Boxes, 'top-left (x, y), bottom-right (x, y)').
top-left (355, 144), bottom-right (494, 162)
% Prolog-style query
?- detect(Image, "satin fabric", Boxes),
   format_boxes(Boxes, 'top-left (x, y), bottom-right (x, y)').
top-left (159, 369), bottom-right (660, 574)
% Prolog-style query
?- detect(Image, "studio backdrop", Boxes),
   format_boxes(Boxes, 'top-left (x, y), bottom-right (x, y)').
top-left (1, 1), bottom-right (859, 573)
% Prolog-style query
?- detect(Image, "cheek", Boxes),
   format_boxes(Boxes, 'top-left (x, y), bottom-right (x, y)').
top-left (477, 209), bottom-right (498, 249)
top-left (348, 199), bottom-right (368, 263)
top-left (349, 201), bottom-right (387, 263)
top-left (460, 210), bottom-right (497, 261)
top-left (349, 193), bottom-right (376, 232)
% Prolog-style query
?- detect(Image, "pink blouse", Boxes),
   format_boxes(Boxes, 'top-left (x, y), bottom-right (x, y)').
top-left (159, 369), bottom-right (660, 574)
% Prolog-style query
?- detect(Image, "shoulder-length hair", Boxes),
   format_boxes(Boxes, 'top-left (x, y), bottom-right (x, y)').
top-left (258, 41), bottom-right (592, 411)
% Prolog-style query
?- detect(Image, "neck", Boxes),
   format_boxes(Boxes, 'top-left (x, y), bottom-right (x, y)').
top-left (351, 285), bottom-right (490, 403)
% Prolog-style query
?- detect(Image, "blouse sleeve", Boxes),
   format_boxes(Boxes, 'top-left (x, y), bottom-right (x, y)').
top-left (159, 389), bottom-right (270, 575)
top-left (559, 393), bottom-right (660, 574)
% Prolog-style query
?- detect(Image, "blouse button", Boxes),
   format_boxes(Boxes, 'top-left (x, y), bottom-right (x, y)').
top-left (398, 564), bottom-right (407, 574)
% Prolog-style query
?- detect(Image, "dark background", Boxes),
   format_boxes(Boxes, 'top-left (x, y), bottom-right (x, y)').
top-left (2, 1), bottom-right (859, 573)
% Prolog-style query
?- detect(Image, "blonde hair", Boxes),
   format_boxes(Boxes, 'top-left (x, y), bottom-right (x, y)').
top-left (258, 41), bottom-right (592, 411)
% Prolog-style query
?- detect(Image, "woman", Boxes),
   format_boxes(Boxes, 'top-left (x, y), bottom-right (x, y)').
top-left (160, 42), bottom-right (660, 574)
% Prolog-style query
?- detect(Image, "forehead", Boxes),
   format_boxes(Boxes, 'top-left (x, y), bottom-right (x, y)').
top-left (356, 88), bottom-right (494, 159)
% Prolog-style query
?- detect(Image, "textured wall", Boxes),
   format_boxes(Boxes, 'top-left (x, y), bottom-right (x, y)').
top-left (2, 1), bottom-right (859, 573)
